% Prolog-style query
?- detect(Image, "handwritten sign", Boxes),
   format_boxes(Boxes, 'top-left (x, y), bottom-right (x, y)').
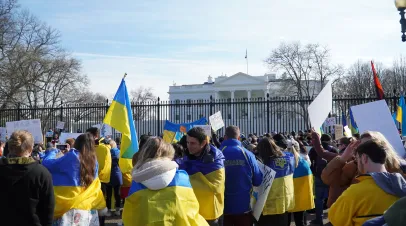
top-left (6, 119), bottom-right (43, 143)
top-left (56, 121), bottom-right (65, 130)
top-left (251, 161), bottom-right (276, 221)
top-left (0, 127), bottom-right (6, 141)
top-left (193, 125), bottom-right (212, 137)
top-left (59, 133), bottom-right (83, 144)
top-left (334, 124), bottom-right (344, 140)
top-left (209, 111), bottom-right (225, 131)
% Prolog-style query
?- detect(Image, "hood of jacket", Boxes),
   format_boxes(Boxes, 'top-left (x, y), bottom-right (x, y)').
top-left (384, 196), bottom-right (406, 226)
top-left (370, 172), bottom-right (406, 198)
top-left (132, 159), bottom-right (178, 190)
top-left (0, 157), bottom-right (38, 188)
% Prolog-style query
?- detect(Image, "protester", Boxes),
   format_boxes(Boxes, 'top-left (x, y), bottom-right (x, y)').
top-left (178, 127), bottom-right (225, 226)
top-left (337, 137), bottom-right (351, 154)
top-left (172, 143), bottom-right (185, 159)
top-left (0, 130), bottom-right (55, 226)
top-left (363, 196), bottom-right (406, 226)
top-left (105, 140), bottom-right (122, 217)
top-left (219, 126), bottom-right (263, 226)
top-left (122, 137), bottom-right (208, 226)
top-left (329, 139), bottom-right (406, 226)
top-left (256, 137), bottom-right (295, 226)
top-left (42, 133), bottom-right (107, 225)
top-left (65, 138), bottom-right (75, 152)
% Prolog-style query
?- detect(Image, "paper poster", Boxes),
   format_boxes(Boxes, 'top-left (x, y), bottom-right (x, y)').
top-left (59, 133), bottom-right (83, 144)
top-left (251, 162), bottom-right (276, 221)
top-left (92, 124), bottom-right (112, 137)
top-left (45, 131), bottom-right (54, 137)
top-left (308, 80), bottom-right (333, 133)
top-left (56, 121), bottom-right (65, 129)
top-left (325, 117), bottom-right (336, 127)
top-left (209, 111), bottom-right (225, 131)
top-left (193, 125), bottom-right (212, 137)
top-left (6, 119), bottom-right (43, 143)
top-left (0, 127), bottom-right (6, 141)
top-left (351, 100), bottom-right (405, 157)
top-left (334, 124), bottom-right (344, 140)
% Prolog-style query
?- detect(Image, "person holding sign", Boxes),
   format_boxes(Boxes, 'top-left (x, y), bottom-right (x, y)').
top-left (256, 137), bottom-right (295, 225)
top-left (219, 126), bottom-right (263, 226)
top-left (177, 127), bottom-right (225, 226)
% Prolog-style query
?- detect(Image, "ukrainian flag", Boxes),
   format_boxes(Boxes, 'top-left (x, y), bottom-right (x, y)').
top-left (122, 170), bottom-right (208, 226)
top-left (103, 77), bottom-right (138, 174)
top-left (349, 108), bottom-right (358, 134)
top-left (42, 150), bottom-right (106, 219)
top-left (163, 117), bottom-right (207, 143)
top-left (396, 95), bottom-right (406, 136)
top-left (290, 156), bottom-right (314, 212)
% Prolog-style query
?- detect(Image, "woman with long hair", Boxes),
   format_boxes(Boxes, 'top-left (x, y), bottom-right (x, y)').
top-left (42, 133), bottom-right (106, 226)
top-left (122, 137), bottom-right (208, 226)
top-left (256, 137), bottom-right (295, 226)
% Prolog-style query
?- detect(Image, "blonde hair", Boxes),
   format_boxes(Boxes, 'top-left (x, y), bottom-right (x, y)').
top-left (286, 140), bottom-right (299, 168)
top-left (361, 131), bottom-right (404, 176)
top-left (8, 130), bottom-right (34, 157)
top-left (135, 137), bottom-right (175, 169)
top-left (109, 140), bottom-right (117, 149)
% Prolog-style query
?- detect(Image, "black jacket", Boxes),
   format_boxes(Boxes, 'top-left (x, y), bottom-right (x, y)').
top-left (0, 157), bottom-right (55, 226)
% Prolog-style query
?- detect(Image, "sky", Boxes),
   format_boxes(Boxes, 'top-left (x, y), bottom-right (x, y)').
top-left (19, 0), bottom-right (406, 100)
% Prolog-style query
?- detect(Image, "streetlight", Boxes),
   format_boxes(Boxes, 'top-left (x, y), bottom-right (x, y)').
top-left (395, 0), bottom-right (406, 42)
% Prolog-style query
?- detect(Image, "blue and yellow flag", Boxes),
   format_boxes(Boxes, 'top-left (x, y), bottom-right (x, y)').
top-left (349, 108), bottom-right (358, 134)
top-left (291, 156), bottom-right (314, 212)
top-left (122, 170), bottom-right (208, 226)
top-left (103, 78), bottom-right (138, 174)
top-left (42, 150), bottom-right (106, 219)
top-left (163, 117), bottom-right (207, 143)
top-left (396, 95), bottom-right (406, 136)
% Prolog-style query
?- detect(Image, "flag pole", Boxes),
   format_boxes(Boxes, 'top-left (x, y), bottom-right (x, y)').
top-left (245, 49), bottom-right (248, 75)
top-left (123, 72), bottom-right (127, 79)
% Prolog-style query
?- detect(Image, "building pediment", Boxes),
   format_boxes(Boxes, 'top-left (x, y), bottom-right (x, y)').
top-left (214, 72), bottom-right (266, 87)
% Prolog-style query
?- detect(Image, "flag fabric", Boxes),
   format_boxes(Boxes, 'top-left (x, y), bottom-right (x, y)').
top-left (371, 61), bottom-right (384, 100)
top-left (103, 78), bottom-right (138, 174)
top-left (349, 108), bottom-right (358, 134)
top-left (42, 150), bottom-right (106, 219)
top-left (245, 49), bottom-right (247, 59)
top-left (163, 118), bottom-right (208, 143)
top-left (393, 112), bottom-right (399, 126)
top-left (396, 95), bottom-right (406, 136)
top-left (290, 157), bottom-right (314, 212)
top-left (342, 112), bottom-right (347, 127)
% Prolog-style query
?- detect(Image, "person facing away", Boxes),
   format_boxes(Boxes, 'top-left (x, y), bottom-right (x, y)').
top-left (219, 125), bottom-right (263, 226)
top-left (256, 137), bottom-right (295, 226)
top-left (122, 137), bottom-right (208, 226)
top-left (86, 127), bottom-right (112, 185)
top-left (329, 139), bottom-right (406, 226)
top-left (177, 127), bottom-right (226, 226)
top-left (42, 133), bottom-right (107, 226)
top-left (0, 130), bottom-right (55, 226)
top-left (105, 140), bottom-right (122, 217)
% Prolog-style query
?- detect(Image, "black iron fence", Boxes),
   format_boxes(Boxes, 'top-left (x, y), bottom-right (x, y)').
top-left (0, 95), bottom-right (400, 137)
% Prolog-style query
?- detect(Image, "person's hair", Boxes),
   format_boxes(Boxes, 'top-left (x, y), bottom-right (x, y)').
top-left (257, 137), bottom-right (283, 165)
top-left (273, 134), bottom-right (287, 149)
top-left (86, 127), bottom-right (100, 138)
top-left (74, 133), bottom-right (97, 187)
top-left (65, 138), bottom-right (75, 147)
top-left (187, 127), bottom-right (207, 144)
top-left (225, 126), bottom-right (240, 139)
top-left (135, 137), bottom-right (175, 168)
top-left (321, 134), bottom-right (332, 142)
top-left (178, 135), bottom-right (188, 150)
top-left (264, 133), bottom-right (272, 138)
top-left (172, 143), bottom-right (184, 159)
top-left (132, 152), bottom-right (140, 167)
top-left (139, 134), bottom-right (151, 151)
top-left (8, 130), bottom-right (34, 157)
top-left (360, 131), bottom-right (404, 175)
top-left (286, 140), bottom-right (299, 168)
top-left (297, 140), bottom-right (308, 154)
top-left (355, 139), bottom-right (387, 164)
top-left (338, 137), bottom-right (351, 146)
top-left (115, 137), bottom-right (121, 145)
top-left (353, 133), bottom-right (361, 139)
top-left (109, 140), bottom-right (117, 149)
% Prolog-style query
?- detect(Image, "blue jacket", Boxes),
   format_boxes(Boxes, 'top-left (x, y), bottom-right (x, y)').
top-left (220, 139), bottom-right (263, 215)
top-left (109, 147), bottom-right (122, 186)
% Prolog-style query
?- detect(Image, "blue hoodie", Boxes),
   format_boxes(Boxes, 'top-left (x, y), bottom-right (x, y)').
top-left (220, 139), bottom-right (263, 215)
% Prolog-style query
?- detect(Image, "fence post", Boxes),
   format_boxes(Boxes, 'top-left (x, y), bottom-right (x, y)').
top-left (266, 93), bottom-right (270, 132)
top-left (17, 103), bottom-right (21, 121)
top-left (210, 95), bottom-right (213, 116)
top-left (157, 97), bottom-right (161, 136)
top-left (60, 100), bottom-right (63, 121)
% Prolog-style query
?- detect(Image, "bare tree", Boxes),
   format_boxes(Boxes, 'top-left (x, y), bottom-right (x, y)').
top-left (130, 87), bottom-right (157, 120)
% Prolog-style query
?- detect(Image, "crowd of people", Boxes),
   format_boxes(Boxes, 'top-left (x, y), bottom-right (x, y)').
top-left (0, 125), bottom-right (406, 226)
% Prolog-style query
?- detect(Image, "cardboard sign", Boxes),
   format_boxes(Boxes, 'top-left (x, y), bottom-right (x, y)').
top-left (56, 121), bottom-right (65, 130)
top-left (193, 125), bottom-right (212, 137)
top-left (59, 133), bottom-right (83, 144)
top-left (251, 162), bottom-right (276, 221)
top-left (308, 80), bottom-right (333, 134)
top-left (0, 127), bottom-right (6, 141)
top-left (334, 125), bottom-right (344, 140)
top-left (209, 111), bottom-right (225, 131)
top-left (351, 100), bottom-right (405, 157)
top-left (6, 119), bottom-right (43, 143)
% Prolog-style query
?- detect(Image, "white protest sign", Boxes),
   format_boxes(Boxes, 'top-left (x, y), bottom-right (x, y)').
top-left (252, 161), bottom-right (276, 221)
top-left (0, 127), bottom-right (6, 141)
top-left (334, 124), bottom-right (344, 140)
top-left (56, 121), bottom-right (65, 130)
top-left (92, 124), bottom-right (112, 137)
top-left (209, 111), bottom-right (225, 131)
top-left (325, 117), bottom-right (336, 127)
top-left (45, 131), bottom-right (54, 137)
top-left (193, 125), bottom-right (212, 137)
top-left (59, 133), bottom-right (83, 144)
top-left (308, 80), bottom-right (333, 133)
top-left (6, 119), bottom-right (42, 143)
top-left (351, 100), bottom-right (405, 157)
top-left (344, 126), bottom-right (352, 138)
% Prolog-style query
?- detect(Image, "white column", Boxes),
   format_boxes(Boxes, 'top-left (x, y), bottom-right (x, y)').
top-left (231, 90), bottom-right (235, 100)
top-left (214, 91), bottom-right (219, 100)
top-left (247, 90), bottom-right (251, 122)
top-left (263, 89), bottom-right (268, 99)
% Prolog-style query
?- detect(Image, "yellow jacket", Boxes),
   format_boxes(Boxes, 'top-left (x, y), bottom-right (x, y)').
top-left (329, 174), bottom-right (400, 226)
top-left (95, 138), bottom-right (112, 183)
